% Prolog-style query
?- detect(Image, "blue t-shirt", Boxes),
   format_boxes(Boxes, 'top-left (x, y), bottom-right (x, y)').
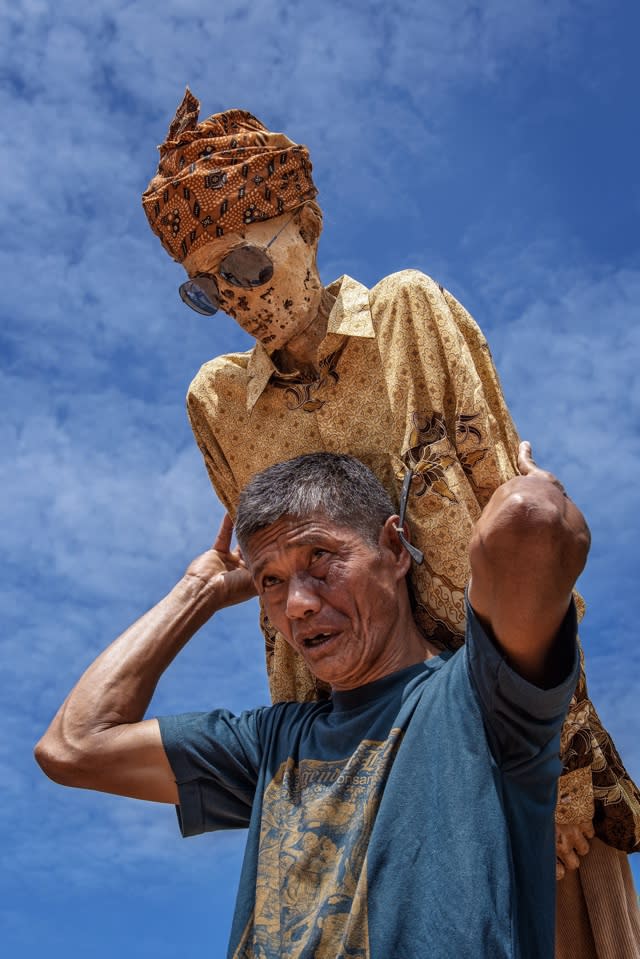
top-left (159, 600), bottom-right (578, 959)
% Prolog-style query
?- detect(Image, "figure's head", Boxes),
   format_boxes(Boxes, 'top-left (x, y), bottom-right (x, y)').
top-left (236, 454), bottom-right (426, 690)
top-left (142, 90), bottom-right (324, 350)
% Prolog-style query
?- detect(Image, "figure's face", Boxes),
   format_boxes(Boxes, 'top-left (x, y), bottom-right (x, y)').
top-left (245, 512), bottom-right (413, 690)
top-left (182, 212), bottom-right (323, 350)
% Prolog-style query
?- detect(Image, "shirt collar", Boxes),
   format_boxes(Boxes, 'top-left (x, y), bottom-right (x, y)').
top-left (245, 274), bottom-right (374, 411)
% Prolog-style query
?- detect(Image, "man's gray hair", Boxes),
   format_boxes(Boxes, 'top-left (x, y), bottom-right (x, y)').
top-left (235, 453), bottom-right (396, 551)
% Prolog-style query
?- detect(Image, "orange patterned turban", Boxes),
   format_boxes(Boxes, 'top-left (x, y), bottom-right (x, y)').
top-left (142, 89), bottom-right (318, 263)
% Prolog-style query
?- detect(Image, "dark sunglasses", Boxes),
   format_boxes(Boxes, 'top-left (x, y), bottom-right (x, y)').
top-left (179, 215), bottom-right (295, 316)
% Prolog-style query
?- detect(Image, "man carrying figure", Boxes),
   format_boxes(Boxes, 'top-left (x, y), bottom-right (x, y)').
top-left (141, 91), bottom-right (640, 957)
top-left (37, 446), bottom-right (586, 958)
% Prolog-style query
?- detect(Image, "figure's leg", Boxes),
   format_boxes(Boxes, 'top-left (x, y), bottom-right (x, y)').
top-left (556, 863), bottom-right (598, 959)
top-left (556, 838), bottom-right (640, 959)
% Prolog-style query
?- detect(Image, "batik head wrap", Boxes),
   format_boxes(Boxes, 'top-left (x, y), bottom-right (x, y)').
top-left (142, 89), bottom-right (318, 263)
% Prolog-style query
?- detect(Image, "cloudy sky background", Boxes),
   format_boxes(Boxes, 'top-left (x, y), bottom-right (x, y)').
top-left (1, 1), bottom-right (639, 955)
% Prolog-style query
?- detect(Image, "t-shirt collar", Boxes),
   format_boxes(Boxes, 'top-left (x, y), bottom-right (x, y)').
top-left (330, 654), bottom-right (454, 713)
top-left (245, 274), bottom-right (375, 412)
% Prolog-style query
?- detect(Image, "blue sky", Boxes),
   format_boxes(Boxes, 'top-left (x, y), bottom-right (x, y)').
top-left (1, 1), bottom-right (639, 955)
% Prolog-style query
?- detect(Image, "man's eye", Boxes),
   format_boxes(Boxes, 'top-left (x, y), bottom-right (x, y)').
top-left (261, 575), bottom-right (282, 589)
top-left (311, 548), bottom-right (329, 562)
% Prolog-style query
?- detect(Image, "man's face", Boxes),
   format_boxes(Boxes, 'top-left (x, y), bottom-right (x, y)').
top-left (245, 512), bottom-right (413, 690)
top-left (182, 213), bottom-right (323, 351)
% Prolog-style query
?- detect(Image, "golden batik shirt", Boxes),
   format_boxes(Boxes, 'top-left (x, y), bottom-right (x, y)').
top-left (186, 269), bottom-right (640, 852)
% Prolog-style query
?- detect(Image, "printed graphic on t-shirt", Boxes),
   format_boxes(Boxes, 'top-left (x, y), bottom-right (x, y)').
top-left (233, 730), bottom-right (403, 958)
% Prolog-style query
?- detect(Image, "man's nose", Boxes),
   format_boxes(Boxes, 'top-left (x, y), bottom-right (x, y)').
top-left (285, 574), bottom-right (322, 620)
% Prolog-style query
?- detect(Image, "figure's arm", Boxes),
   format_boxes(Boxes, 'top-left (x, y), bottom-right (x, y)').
top-left (34, 517), bottom-right (256, 804)
top-left (441, 285), bottom-right (521, 494)
top-left (187, 376), bottom-right (240, 518)
top-left (468, 441), bottom-right (590, 687)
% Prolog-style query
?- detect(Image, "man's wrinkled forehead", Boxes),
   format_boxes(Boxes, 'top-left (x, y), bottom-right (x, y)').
top-left (244, 511), bottom-right (365, 573)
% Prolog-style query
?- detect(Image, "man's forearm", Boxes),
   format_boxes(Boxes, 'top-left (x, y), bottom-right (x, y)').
top-left (35, 573), bottom-right (221, 787)
top-left (67, 574), bottom-right (220, 724)
top-left (36, 519), bottom-right (254, 801)
top-left (468, 442), bottom-right (589, 686)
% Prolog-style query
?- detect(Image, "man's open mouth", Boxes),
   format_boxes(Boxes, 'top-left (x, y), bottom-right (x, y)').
top-left (303, 632), bottom-right (337, 649)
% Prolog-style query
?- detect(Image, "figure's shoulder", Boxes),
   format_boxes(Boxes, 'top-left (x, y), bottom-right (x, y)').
top-left (367, 270), bottom-right (462, 341)
top-left (369, 270), bottom-right (456, 323)
top-left (370, 269), bottom-right (443, 301)
top-left (187, 349), bottom-right (254, 402)
top-left (369, 269), bottom-right (486, 343)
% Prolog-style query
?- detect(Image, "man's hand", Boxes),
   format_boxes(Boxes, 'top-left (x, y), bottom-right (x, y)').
top-left (512, 440), bottom-right (591, 611)
top-left (35, 516), bottom-right (257, 804)
top-left (183, 514), bottom-right (256, 609)
top-left (556, 820), bottom-right (595, 880)
top-left (517, 440), bottom-right (564, 485)
top-left (468, 441), bottom-right (590, 686)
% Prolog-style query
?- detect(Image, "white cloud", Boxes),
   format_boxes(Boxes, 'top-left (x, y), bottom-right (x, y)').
top-left (0, 0), bottom-right (600, 232)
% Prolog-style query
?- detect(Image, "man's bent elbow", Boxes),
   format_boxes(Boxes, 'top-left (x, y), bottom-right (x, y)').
top-left (34, 735), bottom-right (71, 786)
top-left (34, 730), bottom-right (99, 789)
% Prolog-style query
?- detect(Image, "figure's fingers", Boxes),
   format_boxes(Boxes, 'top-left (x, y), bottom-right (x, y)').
top-left (556, 826), bottom-right (574, 860)
top-left (557, 824), bottom-right (586, 871)
top-left (562, 849), bottom-right (581, 871)
top-left (582, 821), bottom-right (595, 840)
top-left (212, 514), bottom-right (234, 553)
top-left (573, 833), bottom-right (592, 857)
top-left (556, 859), bottom-right (566, 881)
top-left (573, 821), bottom-right (594, 857)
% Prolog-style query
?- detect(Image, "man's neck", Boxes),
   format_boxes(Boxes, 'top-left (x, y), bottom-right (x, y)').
top-left (329, 619), bottom-right (442, 694)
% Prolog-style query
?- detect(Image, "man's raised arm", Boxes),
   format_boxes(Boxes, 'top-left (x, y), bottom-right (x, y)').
top-left (468, 441), bottom-right (591, 687)
top-left (34, 516), bottom-right (256, 804)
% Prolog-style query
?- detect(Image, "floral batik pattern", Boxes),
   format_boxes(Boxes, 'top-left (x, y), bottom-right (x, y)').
top-left (560, 647), bottom-right (640, 851)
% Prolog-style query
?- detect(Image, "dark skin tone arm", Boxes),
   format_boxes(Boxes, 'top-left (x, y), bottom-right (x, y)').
top-left (34, 516), bottom-right (256, 804)
top-left (468, 441), bottom-right (593, 876)
top-left (469, 443), bottom-right (594, 879)
top-left (468, 441), bottom-right (590, 688)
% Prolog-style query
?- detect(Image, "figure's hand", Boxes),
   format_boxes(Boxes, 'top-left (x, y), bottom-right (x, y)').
top-left (183, 515), bottom-right (257, 610)
top-left (556, 820), bottom-right (595, 880)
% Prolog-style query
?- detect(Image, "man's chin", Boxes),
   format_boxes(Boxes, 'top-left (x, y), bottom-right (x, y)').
top-left (299, 632), bottom-right (346, 684)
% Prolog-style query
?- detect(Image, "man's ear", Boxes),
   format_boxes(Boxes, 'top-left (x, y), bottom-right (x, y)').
top-left (379, 515), bottom-right (413, 578)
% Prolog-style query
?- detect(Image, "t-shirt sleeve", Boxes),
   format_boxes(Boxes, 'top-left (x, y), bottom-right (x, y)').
top-left (158, 707), bottom-right (266, 837)
top-left (465, 596), bottom-right (579, 776)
